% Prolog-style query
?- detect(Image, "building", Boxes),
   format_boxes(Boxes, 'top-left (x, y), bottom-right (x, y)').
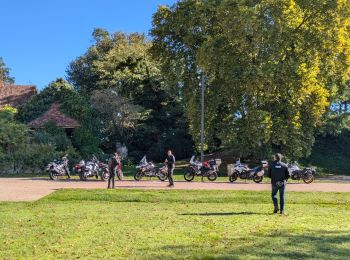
top-left (28, 102), bottom-right (80, 135)
top-left (0, 81), bottom-right (37, 109)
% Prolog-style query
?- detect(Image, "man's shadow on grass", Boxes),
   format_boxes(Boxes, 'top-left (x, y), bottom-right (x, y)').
top-left (180, 212), bottom-right (269, 216)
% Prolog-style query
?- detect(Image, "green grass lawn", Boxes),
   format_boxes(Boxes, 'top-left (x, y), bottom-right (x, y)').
top-left (1, 189), bottom-right (350, 259)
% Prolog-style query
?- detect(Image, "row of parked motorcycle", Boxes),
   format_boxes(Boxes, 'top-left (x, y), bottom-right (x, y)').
top-left (46, 155), bottom-right (122, 181)
top-left (46, 155), bottom-right (316, 184)
top-left (133, 155), bottom-right (316, 184)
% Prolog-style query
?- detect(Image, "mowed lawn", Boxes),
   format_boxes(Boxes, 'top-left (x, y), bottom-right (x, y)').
top-left (0, 190), bottom-right (350, 259)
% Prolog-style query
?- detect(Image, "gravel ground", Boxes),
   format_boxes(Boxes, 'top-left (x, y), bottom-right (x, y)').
top-left (1, 177), bottom-right (350, 201)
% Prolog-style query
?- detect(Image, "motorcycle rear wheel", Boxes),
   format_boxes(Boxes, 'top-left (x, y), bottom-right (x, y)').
top-left (49, 171), bottom-right (58, 181)
top-left (253, 175), bottom-right (263, 183)
top-left (184, 168), bottom-right (195, 182)
top-left (207, 172), bottom-right (218, 181)
top-left (134, 171), bottom-right (143, 181)
top-left (303, 175), bottom-right (314, 184)
top-left (158, 172), bottom-right (168, 181)
top-left (80, 172), bottom-right (88, 181)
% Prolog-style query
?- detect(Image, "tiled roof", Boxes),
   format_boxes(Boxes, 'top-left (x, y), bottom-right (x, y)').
top-left (28, 102), bottom-right (80, 129)
top-left (0, 81), bottom-right (37, 108)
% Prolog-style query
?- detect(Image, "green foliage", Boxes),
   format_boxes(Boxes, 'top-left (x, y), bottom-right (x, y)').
top-left (16, 78), bottom-right (89, 123)
top-left (0, 113), bottom-right (56, 173)
top-left (0, 57), bottom-right (14, 84)
top-left (0, 106), bottom-right (17, 121)
top-left (71, 127), bottom-right (103, 158)
top-left (16, 78), bottom-right (101, 158)
top-left (67, 29), bottom-right (193, 160)
top-left (151, 0), bottom-right (350, 160)
top-left (303, 131), bottom-right (350, 175)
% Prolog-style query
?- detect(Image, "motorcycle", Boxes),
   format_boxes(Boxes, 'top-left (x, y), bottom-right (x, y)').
top-left (134, 156), bottom-right (168, 181)
top-left (77, 155), bottom-right (109, 181)
top-left (184, 156), bottom-right (222, 182)
top-left (46, 155), bottom-right (70, 181)
top-left (228, 160), bottom-right (268, 183)
top-left (288, 162), bottom-right (316, 184)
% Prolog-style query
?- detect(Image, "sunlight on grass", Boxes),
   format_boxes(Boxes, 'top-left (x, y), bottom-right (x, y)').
top-left (0, 190), bottom-right (349, 259)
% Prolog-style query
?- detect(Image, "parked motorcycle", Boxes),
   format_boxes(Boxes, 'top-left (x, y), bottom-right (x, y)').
top-left (288, 162), bottom-right (316, 184)
top-left (77, 155), bottom-right (109, 181)
top-left (46, 155), bottom-right (70, 181)
top-left (134, 156), bottom-right (168, 181)
top-left (228, 160), bottom-right (268, 183)
top-left (184, 156), bottom-right (222, 182)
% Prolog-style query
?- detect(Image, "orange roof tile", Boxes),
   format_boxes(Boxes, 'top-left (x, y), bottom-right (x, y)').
top-left (28, 102), bottom-right (80, 129)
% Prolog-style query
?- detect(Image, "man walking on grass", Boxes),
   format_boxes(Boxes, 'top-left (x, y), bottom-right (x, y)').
top-left (165, 150), bottom-right (175, 187)
top-left (108, 152), bottom-right (120, 189)
top-left (267, 153), bottom-right (290, 215)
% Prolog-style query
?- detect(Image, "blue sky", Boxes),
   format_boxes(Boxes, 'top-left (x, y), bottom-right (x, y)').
top-left (0, 0), bottom-right (176, 89)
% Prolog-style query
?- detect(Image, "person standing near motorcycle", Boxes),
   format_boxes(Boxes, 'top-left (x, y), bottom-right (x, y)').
top-left (108, 152), bottom-right (120, 189)
top-left (165, 150), bottom-right (175, 187)
top-left (267, 153), bottom-right (290, 215)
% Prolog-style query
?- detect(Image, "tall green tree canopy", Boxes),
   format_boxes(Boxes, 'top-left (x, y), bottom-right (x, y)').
top-left (0, 57), bottom-right (15, 84)
top-left (67, 29), bottom-right (193, 160)
top-left (151, 0), bottom-right (350, 159)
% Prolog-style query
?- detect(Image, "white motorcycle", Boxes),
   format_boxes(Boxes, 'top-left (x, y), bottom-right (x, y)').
top-left (46, 155), bottom-right (70, 181)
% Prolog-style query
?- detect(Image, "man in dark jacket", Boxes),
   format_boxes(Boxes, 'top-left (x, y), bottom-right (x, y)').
top-left (165, 150), bottom-right (175, 187)
top-left (267, 153), bottom-right (290, 214)
top-left (108, 152), bottom-right (120, 189)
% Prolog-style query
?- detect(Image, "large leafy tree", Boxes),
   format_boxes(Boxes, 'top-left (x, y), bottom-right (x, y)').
top-left (16, 78), bottom-right (101, 157)
top-left (67, 29), bottom-right (193, 160)
top-left (0, 57), bottom-right (15, 84)
top-left (151, 0), bottom-right (350, 159)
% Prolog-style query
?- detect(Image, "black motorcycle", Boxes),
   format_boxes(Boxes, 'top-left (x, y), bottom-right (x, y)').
top-left (184, 156), bottom-right (221, 182)
top-left (134, 156), bottom-right (168, 181)
top-left (78, 155), bottom-right (109, 181)
top-left (46, 155), bottom-right (70, 181)
top-left (288, 162), bottom-right (316, 184)
top-left (228, 160), bottom-right (268, 183)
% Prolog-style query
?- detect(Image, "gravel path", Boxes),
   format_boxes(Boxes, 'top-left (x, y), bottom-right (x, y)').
top-left (1, 177), bottom-right (350, 201)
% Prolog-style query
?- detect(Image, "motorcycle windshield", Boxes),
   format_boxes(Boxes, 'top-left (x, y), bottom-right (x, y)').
top-left (190, 156), bottom-right (196, 164)
top-left (139, 156), bottom-right (147, 166)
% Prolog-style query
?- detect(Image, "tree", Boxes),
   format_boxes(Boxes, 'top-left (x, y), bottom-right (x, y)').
top-left (16, 78), bottom-right (101, 158)
top-left (0, 57), bottom-right (15, 84)
top-left (151, 0), bottom-right (350, 159)
top-left (90, 88), bottom-right (142, 152)
top-left (0, 109), bottom-right (57, 173)
top-left (67, 29), bottom-right (193, 160)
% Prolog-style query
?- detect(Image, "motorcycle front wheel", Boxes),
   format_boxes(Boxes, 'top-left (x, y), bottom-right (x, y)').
top-left (207, 171), bottom-right (218, 181)
top-left (303, 175), bottom-right (314, 184)
top-left (253, 175), bottom-right (263, 183)
top-left (229, 172), bottom-right (238, 182)
top-left (101, 170), bottom-right (109, 181)
top-left (184, 168), bottom-right (195, 182)
top-left (49, 171), bottom-right (58, 181)
top-left (134, 171), bottom-right (143, 181)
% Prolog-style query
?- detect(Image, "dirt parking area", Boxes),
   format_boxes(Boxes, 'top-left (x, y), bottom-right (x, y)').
top-left (1, 178), bottom-right (350, 202)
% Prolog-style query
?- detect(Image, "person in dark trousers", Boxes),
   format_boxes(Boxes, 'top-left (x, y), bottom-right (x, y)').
top-left (267, 153), bottom-right (290, 215)
top-left (165, 150), bottom-right (175, 187)
top-left (108, 152), bottom-right (120, 189)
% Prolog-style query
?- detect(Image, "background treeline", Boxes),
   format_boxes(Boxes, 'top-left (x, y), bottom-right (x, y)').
top-left (1, 0), bottom-right (350, 175)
